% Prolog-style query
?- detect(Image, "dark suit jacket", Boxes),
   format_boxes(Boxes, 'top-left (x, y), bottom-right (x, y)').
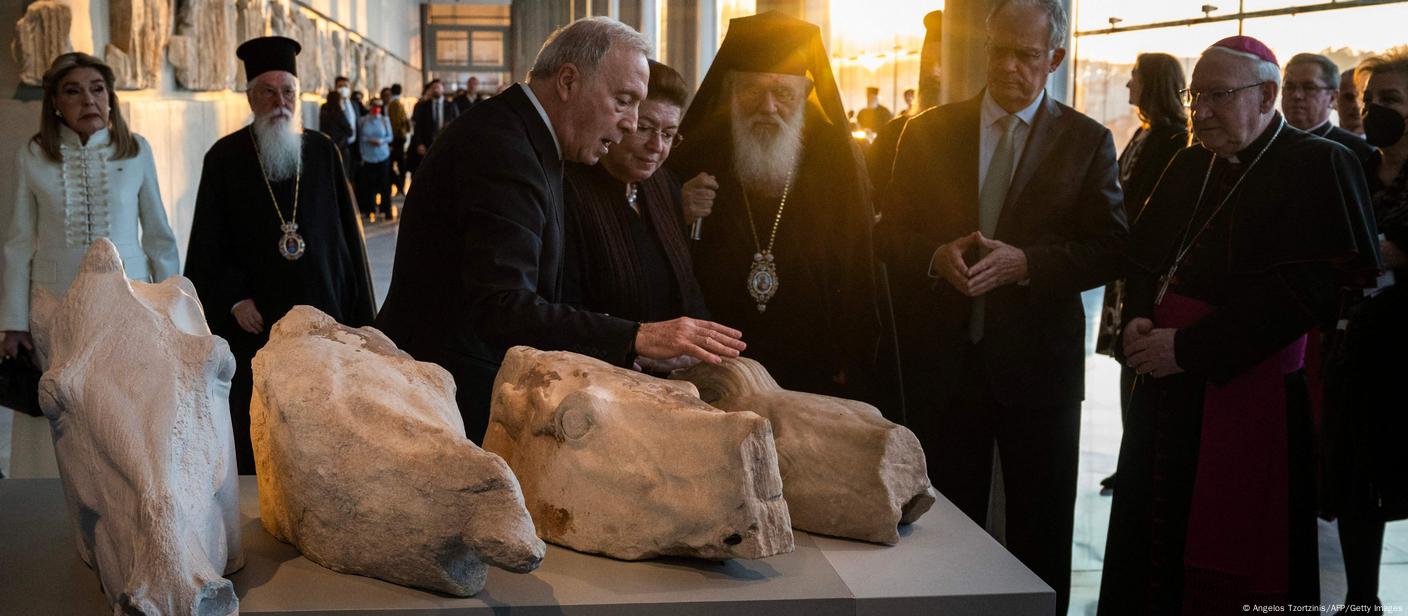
top-left (376, 84), bottom-right (638, 400)
top-left (407, 97), bottom-right (460, 168)
top-left (1118, 122), bottom-right (1187, 221)
top-left (876, 93), bottom-right (1128, 409)
top-left (318, 101), bottom-right (354, 147)
top-left (1317, 121), bottom-right (1376, 167)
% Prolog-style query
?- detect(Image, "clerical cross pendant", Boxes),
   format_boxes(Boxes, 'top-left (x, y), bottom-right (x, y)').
top-left (278, 222), bottom-right (306, 261)
top-left (1154, 265), bottom-right (1178, 306)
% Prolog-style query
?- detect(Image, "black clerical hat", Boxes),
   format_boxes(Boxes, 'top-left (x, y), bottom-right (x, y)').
top-left (714, 12), bottom-right (811, 76)
top-left (237, 36), bottom-right (301, 80)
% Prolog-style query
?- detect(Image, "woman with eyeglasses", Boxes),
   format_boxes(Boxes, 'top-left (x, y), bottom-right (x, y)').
top-left (1095, 52), bottom-right (1189, 492)
top-left (1, 52), bottom-right (180, 477)
top-left (563, 60), bottom-right (714, 374)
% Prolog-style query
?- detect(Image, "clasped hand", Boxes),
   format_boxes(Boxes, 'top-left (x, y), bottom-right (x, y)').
top-left (931, 231), bottom-right (1028, 297)
top-left (1122, 317), bottom-right (1184, 378)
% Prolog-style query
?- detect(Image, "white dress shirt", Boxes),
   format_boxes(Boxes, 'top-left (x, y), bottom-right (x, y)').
top-left (520, 83), bottom-right (562, 158)
top-left (978, 89), bottom-right (1044, 190)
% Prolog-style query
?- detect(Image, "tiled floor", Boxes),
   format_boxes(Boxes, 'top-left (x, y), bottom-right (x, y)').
top-left (1, 229), bottom-right (1403, 614)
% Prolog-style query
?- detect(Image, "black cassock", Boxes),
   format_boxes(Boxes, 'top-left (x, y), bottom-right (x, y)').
top-left (185, 127), bottom-right (376, 475)
top-left (1099, 117), bottom-right (1378, 614)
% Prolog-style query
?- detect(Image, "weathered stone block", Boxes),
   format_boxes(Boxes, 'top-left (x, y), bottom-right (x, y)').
top-left (33, 239), bottom-right (242, 616)
top-left (169, 0), bottom-right (238, 91)
top-left (108, 0), bottom-right (171, 89)
top-left (676, 358), bottom-right (937, 544)
top-left (12, 0), bottom-right (72, 86)
top-left (485, 347), bottom-right (794, 561)
top-left (251, 307), bottom-right (545, 597)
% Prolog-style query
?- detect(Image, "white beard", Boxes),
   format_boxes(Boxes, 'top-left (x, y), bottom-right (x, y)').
top-left (252, 105), bottom-right (304, 182)
top-left (731, 101), bottom-right (805, 197)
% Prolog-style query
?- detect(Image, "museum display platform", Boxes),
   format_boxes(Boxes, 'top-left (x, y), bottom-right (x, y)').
top-left (0, 477), bottom-right (1054, 615)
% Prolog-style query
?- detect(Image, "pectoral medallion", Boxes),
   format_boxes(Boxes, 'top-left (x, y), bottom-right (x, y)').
top-left (278, 222), bottom-right (306, 261)
top-left (747, 251), bottom-right (778, 312)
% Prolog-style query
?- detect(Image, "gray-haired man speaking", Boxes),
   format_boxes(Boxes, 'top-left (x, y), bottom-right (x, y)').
top-left (376, 17), bottom-right (745, 442)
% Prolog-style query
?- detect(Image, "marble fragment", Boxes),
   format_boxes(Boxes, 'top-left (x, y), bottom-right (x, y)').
top-left (168, 0), bottom-right (237, 91)
top-left (33, 239), bottom-right (242, 616)
top-left (485, 347), bottom-right (794, 561)
top-left (108, 0), bottom-right (171, 89)
top-left (676, 358), bottom-right (937, 544)
top-left (251, 307), bottom-right (545, 597)
top-left (289, 8), bottom-right (321, 91)
top-left (232, 0), bottom-right (266, 90)
top-left (12, 0), bottom-right (72, 86)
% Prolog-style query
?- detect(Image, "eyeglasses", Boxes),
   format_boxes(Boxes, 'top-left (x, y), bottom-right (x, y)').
top-left (1281, 82), bottom-right (1336, 95)
top-left (252, 85), bottom-right (298, 102)
top-left (985, 41), bottom-right (1051, 64)
top-left (1179, 82), bottom-right (1263, 107)
top-left (631, 122), bottom-right (683, 147)
top-left (736, 84), bottom-right (804, 107)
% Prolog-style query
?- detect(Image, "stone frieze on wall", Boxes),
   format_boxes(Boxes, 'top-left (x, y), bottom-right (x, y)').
top-left (107, 0), bottom-right (171, 90)
top-left (12, 0), bottom-right (73, 87)
top-left (169, 0), bottom-right (238, 91)
top-left (232, 0), bottom-right (266, 90)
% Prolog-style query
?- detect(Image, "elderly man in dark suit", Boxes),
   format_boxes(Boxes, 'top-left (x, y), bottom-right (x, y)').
top-left (376, 17), bottom-right (746, 443)
top-left (874, 0), bottom-right (1126, 611)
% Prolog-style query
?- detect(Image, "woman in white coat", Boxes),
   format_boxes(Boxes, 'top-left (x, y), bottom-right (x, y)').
top-left (1, 52), bottom-right (180, 477)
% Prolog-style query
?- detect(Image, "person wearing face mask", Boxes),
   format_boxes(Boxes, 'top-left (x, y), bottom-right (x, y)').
top-left (1, 52), bottom-right (181, 478)
top-left (561, 60), bottom-right (712, 374)
top-left (405, 78), bottom-right (458, 176)
top-left (356, 98), bottom-right (394, 221)
top-left (1320, 49), bottom-right (1408, 616)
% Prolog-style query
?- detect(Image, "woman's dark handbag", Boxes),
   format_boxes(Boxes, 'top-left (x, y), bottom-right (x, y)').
top-left (0, 349), bottom-right (43, 417)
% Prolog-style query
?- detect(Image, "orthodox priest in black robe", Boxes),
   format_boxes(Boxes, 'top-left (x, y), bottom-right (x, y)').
top-left (669, 11), bottom-right (888, 404)
top-left (1100, 37), bottom-right (1379, 614)
top-left (184, 37), bottom-right (376, 474)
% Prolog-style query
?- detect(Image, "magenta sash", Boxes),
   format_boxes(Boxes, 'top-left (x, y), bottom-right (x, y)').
top-left (1153, 292), bottom-right (1305, 598)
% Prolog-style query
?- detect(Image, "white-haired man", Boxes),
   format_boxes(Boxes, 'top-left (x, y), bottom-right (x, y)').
top-left (1100, 36), bottom-right (1380, 612)
top-left (377, 17), bottom-right (746, 443)
top-left (185, 36), bottom-right (376, 475)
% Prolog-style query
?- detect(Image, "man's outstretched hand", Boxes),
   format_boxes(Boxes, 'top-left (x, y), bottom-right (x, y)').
top-left (635, 317), bottom-right (745, 365)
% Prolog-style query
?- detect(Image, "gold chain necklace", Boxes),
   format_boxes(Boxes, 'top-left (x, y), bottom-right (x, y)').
top-left (249, 126), bottom-right (305, 261)
top-left (741, 167), bottom-right (794, 312)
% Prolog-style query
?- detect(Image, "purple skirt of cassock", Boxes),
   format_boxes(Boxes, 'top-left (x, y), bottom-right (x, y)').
top-left (1155, 292), bottom-right (1308, 611)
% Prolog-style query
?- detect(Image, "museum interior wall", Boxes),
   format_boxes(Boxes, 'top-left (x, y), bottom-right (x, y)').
top-left (0, 0), bottom-right (423, 264)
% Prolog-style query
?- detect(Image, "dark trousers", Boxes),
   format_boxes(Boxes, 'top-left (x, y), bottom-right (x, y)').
top-left (911, 343), bottom-right (1080, 615)
top-left (356, 160), bottom-right (391, 216)
top-left (389, 136), bottom-right (407, 195)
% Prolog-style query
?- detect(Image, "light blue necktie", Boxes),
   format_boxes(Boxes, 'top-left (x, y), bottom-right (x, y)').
top-left (970, 114), bottom-right (1019, 343)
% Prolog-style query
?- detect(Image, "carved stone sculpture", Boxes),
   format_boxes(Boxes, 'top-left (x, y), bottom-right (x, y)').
top-left (267, 0), bottom-right (290, 37)
top-left (32, 239), bottom-right (242, 616)
top-left (107, 0), bottom-right (171, 89)
top-left (676, 358), bottom-right (937, 545)
top-left (289, 9), bottom-right (321, 91)
top-left (485, 347), bottom-right (794, 561)
top-left (330, 30), bottom-right (346, 82)
top-left (232, 0), bottom-right (266, 90)
top-left (12, 0), bottom-right (73, 86)
top-left (251, 307), bottom-right (545, 596)
top-left (168, 0), bottom-right (238, 91)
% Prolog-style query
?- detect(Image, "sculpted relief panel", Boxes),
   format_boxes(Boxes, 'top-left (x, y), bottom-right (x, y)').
top-left (169, 0), bottom-right (238, 91)
top-left (232, 0), bottom-right (266, 90)
top-left (12, 0), bottom-right (73, 86)
top-left (485, 347), bottom-right (795, 561)
top-left (32, 239), bottom-right (242, 616)
top-left (677, 358), bottom-right (937, 544)
top-left (107, 0), bottom-right (171, 90)
top-left (251, 307), bottom-right (545, 596)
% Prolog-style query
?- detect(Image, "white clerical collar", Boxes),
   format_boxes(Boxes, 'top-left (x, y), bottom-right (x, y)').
top-left (981, 89), bottom-right (1044, 128)
top-left (520, 83), bottom-right (562, 158)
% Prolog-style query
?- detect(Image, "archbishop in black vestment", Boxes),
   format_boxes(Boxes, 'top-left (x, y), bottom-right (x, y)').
top-left (669, 12), bottom-right (885, 402)
top-left (184, 37), bottom-right (376, 474)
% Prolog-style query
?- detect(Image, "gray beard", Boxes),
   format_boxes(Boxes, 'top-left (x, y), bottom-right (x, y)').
top-left (252, 107), bottom-right (303, 182)
top-left (731, 108), bottom-right (805, 197)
